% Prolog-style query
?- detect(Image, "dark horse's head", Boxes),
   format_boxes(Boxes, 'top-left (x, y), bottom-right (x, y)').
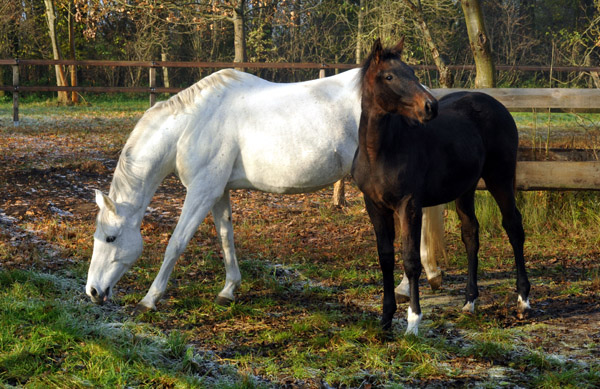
top-left (361, 38), bottom-right (438, 123)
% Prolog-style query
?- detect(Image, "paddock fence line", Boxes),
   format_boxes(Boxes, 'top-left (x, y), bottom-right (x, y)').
top-left (2, 59), bottom-right (600, 191)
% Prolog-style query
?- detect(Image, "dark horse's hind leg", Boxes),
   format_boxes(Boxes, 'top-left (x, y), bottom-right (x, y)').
top-left (485, 179), bottom-right (531, 318)
top-left (363, 196), bottom-right (398, 331)
top-left (455, 188), bottom-right (481, 313)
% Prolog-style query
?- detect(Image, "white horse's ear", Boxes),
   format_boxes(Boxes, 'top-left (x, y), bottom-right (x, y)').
top-left (95, 189), bottom-right (117, 214)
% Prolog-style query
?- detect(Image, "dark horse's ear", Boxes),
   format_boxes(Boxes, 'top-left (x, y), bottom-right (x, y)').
top-left (392, 37), bottom-right (405, 55)
top-left (371, 38), bottom-right (383, 64)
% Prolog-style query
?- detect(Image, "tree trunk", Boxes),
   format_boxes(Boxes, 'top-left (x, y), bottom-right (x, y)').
top-left (161, 51), bottom-right (170, 88)
top-left (355, 0), bottom-right (364, 64)
top-left (43, 0), bottom-right (69, 104)
top-left (585, 54), bottom-right (600, 89)
top-left (461, 0), bottom-right (495, 88)
top-left (233, 0), bottom-right (247, 71)
top-left (404, 0), bottom-right (453, 87)
top-left (68, 0), bottom-right (78, 104)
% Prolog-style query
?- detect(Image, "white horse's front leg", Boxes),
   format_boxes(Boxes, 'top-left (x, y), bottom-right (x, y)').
top-left (212, 192), bottom-right (241, 305)
top-left (136, 186), bottom-right (224, 312)
top-left (395, 205), bottom-right (445, 303)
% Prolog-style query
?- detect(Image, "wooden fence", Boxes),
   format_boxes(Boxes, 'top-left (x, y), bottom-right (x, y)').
top-left (2, 59), bottom-right (600, 191)
top-left (430, 88), bottom-right (600, 191)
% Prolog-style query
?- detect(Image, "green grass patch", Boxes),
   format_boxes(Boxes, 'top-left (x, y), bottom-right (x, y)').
top-left (0, 269), bottom-right (265, 388)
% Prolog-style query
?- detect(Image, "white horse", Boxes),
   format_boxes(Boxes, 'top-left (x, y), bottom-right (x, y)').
top-left (85, 68), bottom-right (444, 312)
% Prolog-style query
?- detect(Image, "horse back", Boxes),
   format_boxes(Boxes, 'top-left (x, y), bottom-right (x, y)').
top-left (438, 91), bottom-right (519, 187)
top-left (439, 91), bottom-right (519, 154)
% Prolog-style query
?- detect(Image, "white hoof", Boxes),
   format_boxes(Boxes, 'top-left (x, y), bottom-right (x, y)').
top-left (462, 299), bottom-right (476, 314)
top-left (405, 306), bottom-right (422, 336)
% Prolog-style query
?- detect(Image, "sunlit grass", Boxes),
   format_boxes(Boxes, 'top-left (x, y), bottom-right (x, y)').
top-left (0, 270), bottom-right (261, 388)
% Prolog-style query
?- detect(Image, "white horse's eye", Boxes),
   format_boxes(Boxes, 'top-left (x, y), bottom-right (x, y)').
top-left (106, 236), bottom-right (116, 243)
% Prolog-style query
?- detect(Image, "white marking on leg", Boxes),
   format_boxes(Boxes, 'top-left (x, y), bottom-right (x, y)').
top-left (517, 295), bottom-right (530, 312)
top-left (405, 306), bottom-right (422, 336)
top-left (462, 299), bottom-right (476, 314)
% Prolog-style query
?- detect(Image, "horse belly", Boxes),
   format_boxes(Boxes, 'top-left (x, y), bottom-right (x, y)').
top-left (230, 145), bottom-right (351, 194)
top-left (422, 173), bottom-right (481, 206)
top-left (421, 146), bottom-right (485, 206)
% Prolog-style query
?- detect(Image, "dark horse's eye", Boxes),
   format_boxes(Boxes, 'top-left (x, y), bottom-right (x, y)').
top-left (106, 236), bottom-right (116, 243)
top-left (385, 75), bottom-right (393, 81)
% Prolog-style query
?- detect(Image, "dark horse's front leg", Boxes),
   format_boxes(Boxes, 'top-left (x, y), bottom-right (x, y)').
top-left (364, 197), bottom-right (397, 331)
top-left (397, 198), bottom-right (423, 335)
top-left (365, 196), bottom-right (424, 335)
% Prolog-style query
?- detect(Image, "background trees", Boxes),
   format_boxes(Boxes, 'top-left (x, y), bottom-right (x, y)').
top-left (2, 0), bottom-right (600, 93)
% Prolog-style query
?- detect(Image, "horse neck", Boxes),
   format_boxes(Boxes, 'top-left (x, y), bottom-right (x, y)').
top-left (109, 115), bottom-right (178, 219)
top-left (358, 89), bottom-right (391, 164)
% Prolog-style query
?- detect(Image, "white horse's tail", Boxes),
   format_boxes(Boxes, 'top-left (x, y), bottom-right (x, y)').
top-left (420, 204), bottom-right (445, 289)
top-left (394, 204), bottom-right (445, 301)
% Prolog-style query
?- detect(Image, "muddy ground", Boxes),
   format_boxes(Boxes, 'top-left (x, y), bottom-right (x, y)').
top-left (1, 120), bottom-right (599, 387)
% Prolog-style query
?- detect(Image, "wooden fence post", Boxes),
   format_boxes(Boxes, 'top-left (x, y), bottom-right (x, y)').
top-left (149, 64), bottom-right (156, 107)
top-left (12, 63), bottom-right (19, 126)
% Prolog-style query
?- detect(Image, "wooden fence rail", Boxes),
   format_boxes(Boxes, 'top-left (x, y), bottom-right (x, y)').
top-left (432, 88), bottom-right (600, 113)
top-left (2, 59), bottom-right (600, 191)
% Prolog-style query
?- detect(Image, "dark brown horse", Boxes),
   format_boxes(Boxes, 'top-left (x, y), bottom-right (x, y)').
top-left (351, 39), bottom-right (531, 335)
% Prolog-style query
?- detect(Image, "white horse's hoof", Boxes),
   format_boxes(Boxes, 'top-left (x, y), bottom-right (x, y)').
top-left (132, 302), bottom-right (155, 316)
top-left (427, 273), bottom-right (443, 291)
top-left (395, 292), bottom-right (410, 303)
top-left (395, 277), bottom-right (410, 303)
top-left (215, 295), bottom-right (235, 306)
top-left (462, 300), bottom-right (476, 314)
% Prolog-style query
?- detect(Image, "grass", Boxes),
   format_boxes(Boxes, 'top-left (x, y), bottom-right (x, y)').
top-left (0, 269), bottom-right (266, 388)
top-left (1, 97), bottom-right (600, 387)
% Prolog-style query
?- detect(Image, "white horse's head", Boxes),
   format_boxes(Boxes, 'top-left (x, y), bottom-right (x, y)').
top-left (86, 190), bottom-right (143, 304)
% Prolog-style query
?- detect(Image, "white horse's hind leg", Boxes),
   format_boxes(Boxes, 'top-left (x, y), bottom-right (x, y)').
top-left (395, 205), bottom-right (445, 303)
top-left (212, 192), bottom-right (241, 305)
top-left (137, 183), bottom-right (226, 312)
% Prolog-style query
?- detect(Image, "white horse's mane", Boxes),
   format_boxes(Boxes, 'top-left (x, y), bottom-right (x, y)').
top-left (109, 69), bottom-right (247, 201)
top-left (154, 68), bottom-right (245, 114)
